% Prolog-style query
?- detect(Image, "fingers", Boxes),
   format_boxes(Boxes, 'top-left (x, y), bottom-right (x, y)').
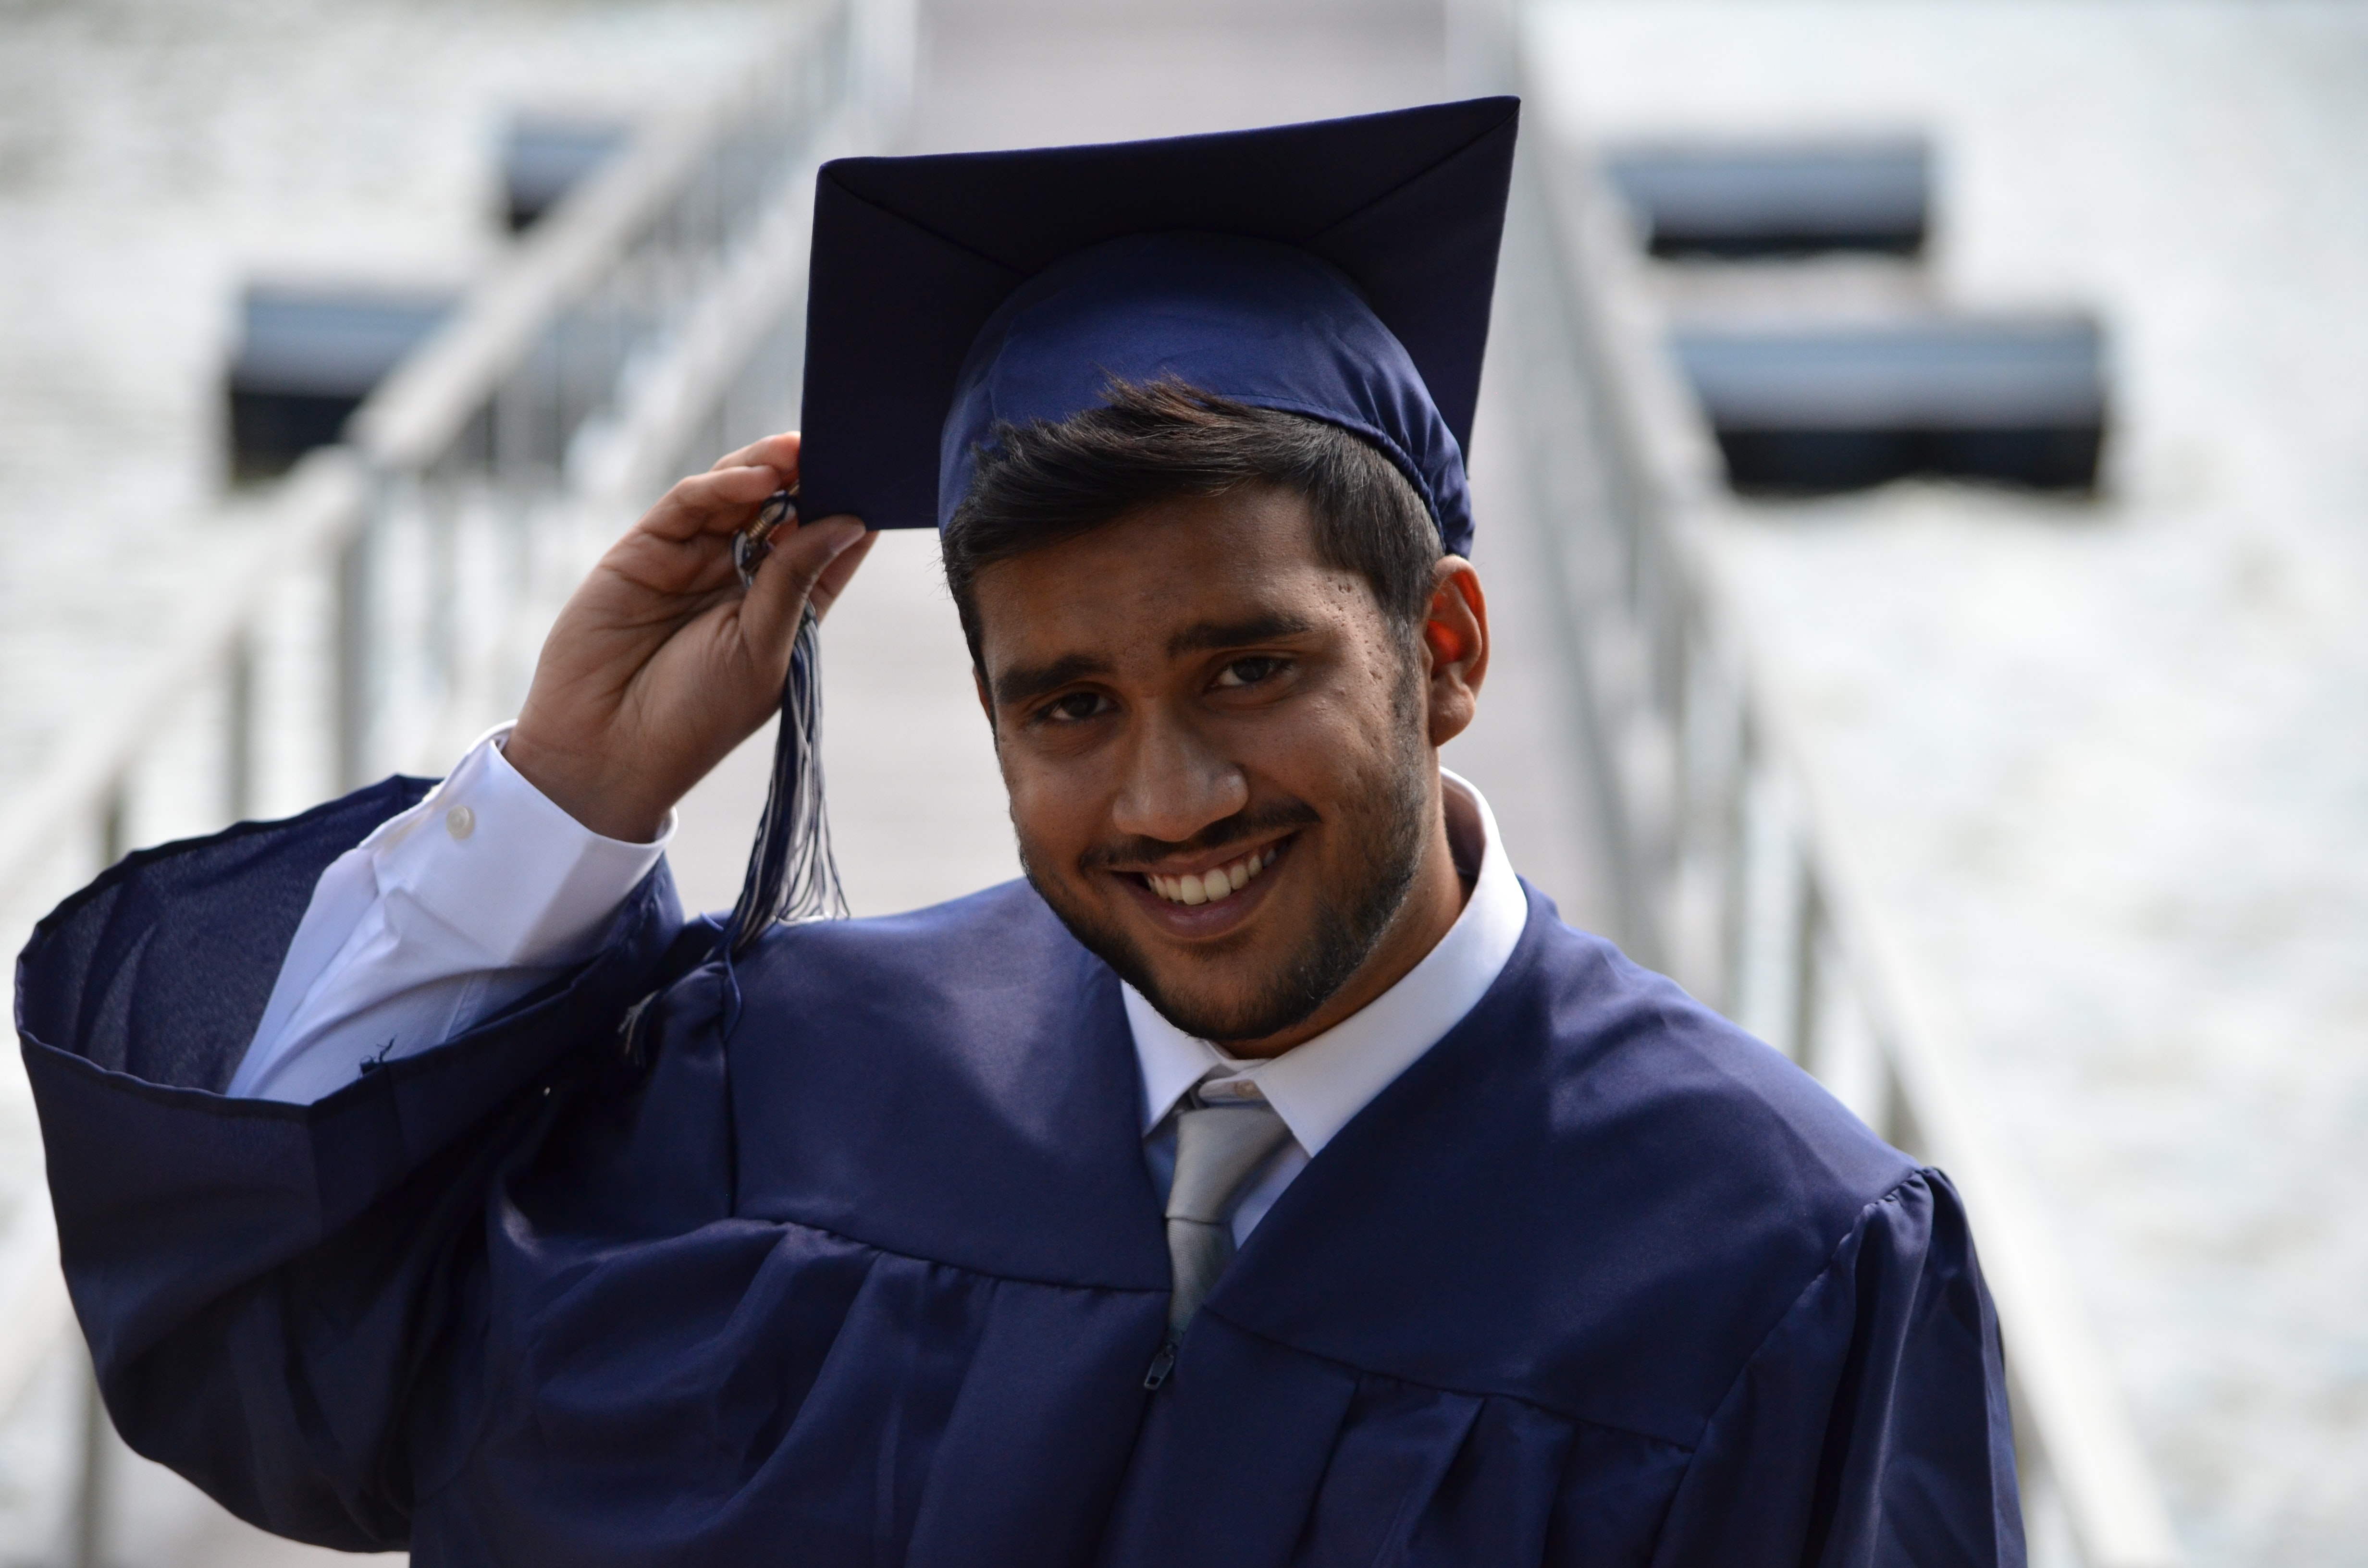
top-left (739, 515), bottom-right (868, 657)
top-left (595, 463), bottom-right (777, 602)
top-left (708, 430), bottom-right (802, 476)
top-left (629, 431), bottom-right (803, 550)
top-left (638, 462), bottom-right (783, 544)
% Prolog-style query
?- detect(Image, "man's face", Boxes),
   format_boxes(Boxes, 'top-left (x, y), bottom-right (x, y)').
top-left (970, 488), bottom-right (1477, 1050)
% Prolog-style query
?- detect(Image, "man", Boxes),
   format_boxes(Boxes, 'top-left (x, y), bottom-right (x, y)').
top-left (18, 100), bottom-right (2021, 1565)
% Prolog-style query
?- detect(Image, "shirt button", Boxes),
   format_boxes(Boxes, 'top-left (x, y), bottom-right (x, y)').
top-left (445, 805), bottom-right (476, 841)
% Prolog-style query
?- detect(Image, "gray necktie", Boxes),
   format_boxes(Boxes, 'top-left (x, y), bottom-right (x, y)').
top-left (1146, 1089), bottom-right (1293, 1388)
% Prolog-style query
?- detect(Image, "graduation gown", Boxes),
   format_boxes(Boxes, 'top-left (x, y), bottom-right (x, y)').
top-left (15, 778), bottom-right (2023, 1566)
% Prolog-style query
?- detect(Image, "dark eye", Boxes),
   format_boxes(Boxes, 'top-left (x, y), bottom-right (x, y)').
top-left (1041, 691), bottom-right (1110, 723)
top-left (1213, 657), bottom-right (1285, 689)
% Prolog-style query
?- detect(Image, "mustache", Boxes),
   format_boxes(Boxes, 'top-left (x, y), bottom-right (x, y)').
top-left (1078, 799), bottom-right (1321, 872)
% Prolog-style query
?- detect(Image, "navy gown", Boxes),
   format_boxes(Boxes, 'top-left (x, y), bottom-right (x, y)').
top-left (15, 779), bottom-right (2023, 1566)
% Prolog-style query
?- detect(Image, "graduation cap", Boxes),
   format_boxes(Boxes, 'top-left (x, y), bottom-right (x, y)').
top-left (727, 99), bottom-right (1522, 949)
top-left (799, 95), bottom-right (1521, 556)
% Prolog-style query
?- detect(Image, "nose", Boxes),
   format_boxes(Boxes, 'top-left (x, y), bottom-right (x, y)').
top-left (1110, 707), bottom-right (1248, 847)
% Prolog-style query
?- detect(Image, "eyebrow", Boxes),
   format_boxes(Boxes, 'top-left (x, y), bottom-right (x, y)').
top-left (990, 652), bottom-right (1114, 710)
top-left (1165, 611), bottom-right (1318, 658)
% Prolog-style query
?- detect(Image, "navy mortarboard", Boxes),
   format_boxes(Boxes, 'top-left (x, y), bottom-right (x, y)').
top-left (798, 95), bottom-right (1516, 552)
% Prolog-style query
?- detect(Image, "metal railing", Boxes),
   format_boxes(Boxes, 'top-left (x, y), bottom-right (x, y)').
top-left (0, 2), bottom-right (903, 1559)
top-left (1503, 110), bottom-right (2183, 1568)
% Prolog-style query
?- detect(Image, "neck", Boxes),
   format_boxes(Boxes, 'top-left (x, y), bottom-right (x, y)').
top-left (1217, 774), bottom-right (1471, 1060)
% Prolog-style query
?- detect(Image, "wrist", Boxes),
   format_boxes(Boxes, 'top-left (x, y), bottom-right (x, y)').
top-left (500, 728), bottom-right (670, 845)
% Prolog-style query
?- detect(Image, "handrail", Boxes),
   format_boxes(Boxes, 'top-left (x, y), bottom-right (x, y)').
top-left (350, 15), bottom-right (830, 471)
top-left (1510, 96), bottom-right (2183, 1568)
top-left (0, 451), bottom-right (365, 913)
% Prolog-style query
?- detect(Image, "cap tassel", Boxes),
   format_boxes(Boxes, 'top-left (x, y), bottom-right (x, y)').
top-left (725, 601), bottom-right (849, 956)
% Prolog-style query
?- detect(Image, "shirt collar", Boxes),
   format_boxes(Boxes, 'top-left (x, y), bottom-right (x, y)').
top-left (1124, 769), bottom-right (1529, 1154)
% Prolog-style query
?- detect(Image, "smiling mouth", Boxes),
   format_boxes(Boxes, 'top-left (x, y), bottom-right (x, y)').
top-left (1139, 844), bottom-right (1281, 907)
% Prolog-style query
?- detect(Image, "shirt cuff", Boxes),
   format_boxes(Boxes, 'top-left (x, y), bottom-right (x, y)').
top-left (370, 724), bottom-right (675, 967)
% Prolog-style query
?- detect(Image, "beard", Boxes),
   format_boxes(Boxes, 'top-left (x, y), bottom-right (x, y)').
top-left (1019, 668), bottom-right (1433, 1045)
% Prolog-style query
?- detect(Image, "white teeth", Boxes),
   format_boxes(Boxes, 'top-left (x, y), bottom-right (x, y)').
top-left (1142, 844), bottom-right (1286, 906)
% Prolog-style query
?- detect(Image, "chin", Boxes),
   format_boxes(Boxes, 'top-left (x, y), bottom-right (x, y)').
top-left (1127, 957), bottom-right (1325, 1046)
top-left (1060, 880), bottom-right (1389, 1046)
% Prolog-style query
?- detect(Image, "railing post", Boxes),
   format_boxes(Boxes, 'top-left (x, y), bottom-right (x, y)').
top-left (225, 630), bottom-right (257, 822)
top-left (70, 789), bottom-right (131, 1568)
top-left (1669, 610), bottom-right (1693, 860)
top-left (1720, 704), bottom-right (1753, 1017)
top-left (1881, 1056), bottom-right (1922, 1159)
top-left (96, 780), bottom-right (127, 871)
top-left (425, 470), bottom-right (457, 695)
top-left (72, 1358), bottom-right (110, 1568)
top-left (495, 364), bottom-right (545, 626)
top-left (1791, 866), bottom-right (1823, 1071)
top-left (494, 362), bottom-right (534, 483)
top-left (335, 490), bottom-right (377, 793)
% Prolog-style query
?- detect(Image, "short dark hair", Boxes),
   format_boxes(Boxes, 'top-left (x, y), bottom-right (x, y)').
top-left (941, 380), bottom-right (1441, 669)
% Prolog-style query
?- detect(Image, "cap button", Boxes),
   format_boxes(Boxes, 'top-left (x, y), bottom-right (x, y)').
top-left (445, 805), bottom-right (476, 841)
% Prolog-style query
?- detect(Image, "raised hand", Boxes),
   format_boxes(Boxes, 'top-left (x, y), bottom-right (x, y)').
top-left (505, 432), bottom-right (875, 842)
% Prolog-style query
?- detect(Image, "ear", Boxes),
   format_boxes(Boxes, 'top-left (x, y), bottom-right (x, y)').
top-left (1420, 557), bottom-right (1489, 747)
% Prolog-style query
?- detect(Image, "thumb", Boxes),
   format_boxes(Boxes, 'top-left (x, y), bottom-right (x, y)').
top-left (740, 515), bottom-right (867, 662)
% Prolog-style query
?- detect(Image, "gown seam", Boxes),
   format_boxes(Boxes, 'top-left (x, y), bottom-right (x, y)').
top-left (1197, 1302), bottom-right (1698, 1455)
top-left (1640, 1166), bottom-right (1936, 1559)
top-left (726, 1206), bottom-right (1172, 1298)
top-left (1676, 1165), bottom-right (1935, 1460)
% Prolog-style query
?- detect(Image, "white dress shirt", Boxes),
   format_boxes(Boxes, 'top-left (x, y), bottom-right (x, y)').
top-left (229, 735), bottom-right (1530, 1243)
top-left (226, 726), bottom-right (672, 1101)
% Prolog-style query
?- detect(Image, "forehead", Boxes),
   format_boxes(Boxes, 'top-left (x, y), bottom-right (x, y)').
top-left (969, 488), bottom-right (1370, 675)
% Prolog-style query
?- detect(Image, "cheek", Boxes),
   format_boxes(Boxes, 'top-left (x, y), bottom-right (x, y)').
top-left (998, 746), bottom-right (1105, 866)
top-left (1239, 672), bottom-right (1408, 781)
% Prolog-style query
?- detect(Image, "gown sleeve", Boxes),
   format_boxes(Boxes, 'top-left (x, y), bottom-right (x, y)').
top-left (1642, 1169), bottom-right (2025, 1568)
top-left (230, 728), bottom-right (670, 1102)
top-left (12, 779), bottom-right (694, 1551)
